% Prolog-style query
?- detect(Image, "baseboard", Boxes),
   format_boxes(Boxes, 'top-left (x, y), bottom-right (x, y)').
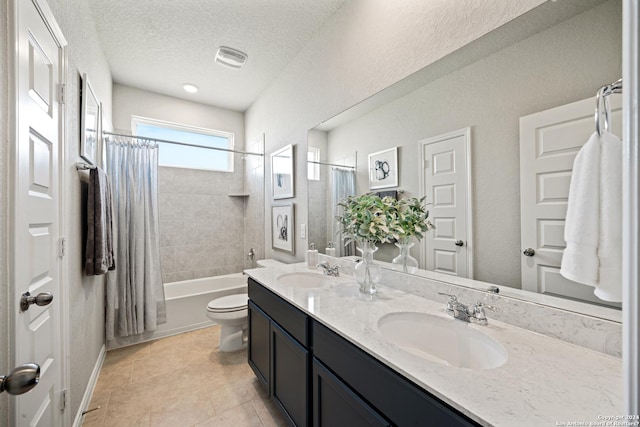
top-left (73, 344), bottom-right (106, 427)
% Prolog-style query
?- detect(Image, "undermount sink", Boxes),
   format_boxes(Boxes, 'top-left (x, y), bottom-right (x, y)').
top-left (276, 272), bottom-right (335, 289)
top-left (377, 312), bottom-right (508, 370)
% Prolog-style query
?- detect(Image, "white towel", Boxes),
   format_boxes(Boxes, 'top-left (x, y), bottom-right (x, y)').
top-left (560, 131), bottom-right (622, 302)
top-left (595, 131), bottom-right (622, 301)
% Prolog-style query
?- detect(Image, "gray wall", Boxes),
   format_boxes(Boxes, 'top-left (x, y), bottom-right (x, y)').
top-left (48, 0), bottom-right (113, 418)
top-left (112, 85), bottom-right (249, 282)
top-left (325, 0), bottom-right (621, 288)
top-left (244, 137), bottom-right (265, 269)
top-left (246, 0), bottom-right (546, 264)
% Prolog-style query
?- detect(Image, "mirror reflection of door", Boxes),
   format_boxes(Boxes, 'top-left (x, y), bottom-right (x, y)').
top-left (420, 128), bottom-right (473, 278)
top-left (519, 96), bottom-right (622, 308)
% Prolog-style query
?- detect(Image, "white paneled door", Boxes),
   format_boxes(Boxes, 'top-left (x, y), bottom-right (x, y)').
top-left (13, 0), bottom-right (66, 424)
top-left (520, 96), bottom-right (621, 307)
top-left (420, 128), bottom-right (472, 278)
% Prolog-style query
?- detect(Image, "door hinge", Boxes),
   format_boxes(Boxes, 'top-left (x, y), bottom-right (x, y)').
top-left (58, 237), bottom-right (66, 258)
top-left (59, 389), bottom-right (67, 411)
top-left (57, 84), bottom-right (65, 104)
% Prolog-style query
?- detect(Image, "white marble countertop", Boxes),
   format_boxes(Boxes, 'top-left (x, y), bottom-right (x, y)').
top-left (245, 263), bottom-right (623, 427)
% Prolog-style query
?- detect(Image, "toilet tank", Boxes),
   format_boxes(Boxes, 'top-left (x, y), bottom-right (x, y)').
top-left (256, 259), bottom-right (285, 268)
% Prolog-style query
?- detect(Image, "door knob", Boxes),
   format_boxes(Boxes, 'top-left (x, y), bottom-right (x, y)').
top-left (523, 248), bottom-right (535, 257)
top-left (0, 363), bottom-right (40, 395)
top-left (20, 291), bottom-right (53, 312)
top-left (454, 240), bottom-right (464, 247)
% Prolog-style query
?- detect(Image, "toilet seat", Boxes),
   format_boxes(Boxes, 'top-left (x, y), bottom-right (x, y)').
top-left (207, 293), bottom-right (248, 313)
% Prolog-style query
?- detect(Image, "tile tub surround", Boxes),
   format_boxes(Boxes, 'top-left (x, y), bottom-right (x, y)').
top-left (317, 254), bottom-right (622, 358)
top-left (158, 166), bottom-right (246, 283)
top-left (245, 264), bottom-right (623, 427)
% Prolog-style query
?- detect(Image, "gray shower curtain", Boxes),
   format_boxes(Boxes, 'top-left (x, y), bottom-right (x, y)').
top-left (105, 135), bottom-right (166, 340)
top-left (330, 167), bottom-right (356, 257)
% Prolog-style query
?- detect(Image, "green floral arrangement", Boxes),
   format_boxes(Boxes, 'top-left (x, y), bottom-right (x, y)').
top-left (336, 194), bottom-right (434, 244)
top-left (395, 196), bottom-right (435, 241)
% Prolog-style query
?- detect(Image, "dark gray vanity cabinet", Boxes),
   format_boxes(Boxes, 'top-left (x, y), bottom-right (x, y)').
top-left (271, 322), bottom-right (310, 426)
top-left (248, 301), bottom-right (270, 387)
top-left (248, 278), bottom-right (311, 427)
top-left (248, 277), bottom-right (479, 427)
top-left (312, 321), bottom-right (479, 427)
top-left (312, 358), bottom-right (390, 427)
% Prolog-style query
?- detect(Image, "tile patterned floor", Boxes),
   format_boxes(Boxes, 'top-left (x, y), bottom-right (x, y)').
top-left (82, 326), bottom-right (288, 427)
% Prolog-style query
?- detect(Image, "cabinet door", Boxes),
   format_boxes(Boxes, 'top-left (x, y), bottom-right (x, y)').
top-left (248, 301), bottom-right (270, 390)
top-left (313, 359), bottom-right (390, 427)
top-left (271, 322), bottom-right (310, 427)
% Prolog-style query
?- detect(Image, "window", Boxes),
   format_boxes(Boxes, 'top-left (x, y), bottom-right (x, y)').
top-left (308, 147), bottom-right (320, 181)
top-left (132, 116), bottom-right (235, 172)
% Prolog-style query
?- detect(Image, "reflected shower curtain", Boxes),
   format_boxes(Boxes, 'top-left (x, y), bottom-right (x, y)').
top-left (330, 167), bottom-right (356, 257)
top-left (105, 135), bottom-right (166, 340)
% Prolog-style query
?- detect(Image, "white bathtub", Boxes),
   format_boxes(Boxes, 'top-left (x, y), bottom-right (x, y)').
top-left (107, 273), bottom-right (248, 350)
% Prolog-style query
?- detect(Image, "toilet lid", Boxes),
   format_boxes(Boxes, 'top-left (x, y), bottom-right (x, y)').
top-left (207, 293), bottom-right (248, 312)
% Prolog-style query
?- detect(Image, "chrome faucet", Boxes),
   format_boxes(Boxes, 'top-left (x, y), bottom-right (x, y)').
top-left (318, 262), bottom-right (340, 277)
top-left (438, 293), bottom-right (497, 325)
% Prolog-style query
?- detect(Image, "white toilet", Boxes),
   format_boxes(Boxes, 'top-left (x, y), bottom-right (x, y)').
top-left (206, 259), bottom-right (284, 352)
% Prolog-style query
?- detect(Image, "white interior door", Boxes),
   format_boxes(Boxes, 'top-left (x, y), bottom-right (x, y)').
top-left (520, 96), bottom-right (622, 307)
top-left (13, 0), bottom-right (66, 424)
top-left (420, 128), bottom-right (472, 278)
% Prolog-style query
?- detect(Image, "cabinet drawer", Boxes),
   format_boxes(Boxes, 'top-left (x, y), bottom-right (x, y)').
top-left (312, 321), bottom-right (479, 427)
top-left (249, 278), bottom-right (309, 346)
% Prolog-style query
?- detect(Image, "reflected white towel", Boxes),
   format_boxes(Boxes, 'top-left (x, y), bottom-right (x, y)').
top-left (560, 131), bottom-right (622, 302)
top-left (561, 132), bottom-right (600, 286)
top-left (595, 131), bottom-right (622, 301)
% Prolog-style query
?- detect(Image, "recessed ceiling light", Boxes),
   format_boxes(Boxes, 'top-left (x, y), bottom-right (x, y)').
top-left (183, 83), bottom-right (199, 93)
top-left (215, 46), bottom-right (248, 69)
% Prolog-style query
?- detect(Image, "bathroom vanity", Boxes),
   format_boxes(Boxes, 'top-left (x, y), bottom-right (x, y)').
top-left (248, 277), bottom-right (476, 426)
top-left (246, 263), bottom-right (623, 427)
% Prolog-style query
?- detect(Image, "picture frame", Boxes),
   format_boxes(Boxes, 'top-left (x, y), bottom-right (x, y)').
top-left (272, 203), bottom-right (295, 253)
top-left (368, 146), bottom-right (398, 190)
top-left (271, 144), bottom-right (294, 199)
top-left (80, 73), bottom-right (100, 166)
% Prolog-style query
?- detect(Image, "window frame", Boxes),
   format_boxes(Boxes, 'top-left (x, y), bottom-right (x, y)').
top-left (308, 146), bottom-right (320, 181)
top-left (131, 115), bottom-right (235, 172)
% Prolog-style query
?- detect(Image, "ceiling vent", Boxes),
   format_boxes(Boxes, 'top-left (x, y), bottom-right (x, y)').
top-left (215, 46), bottom-right (248, 69)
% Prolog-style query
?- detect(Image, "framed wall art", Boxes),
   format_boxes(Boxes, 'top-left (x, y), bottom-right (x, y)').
top-left (272, 203), bottom-right (295, 253)
top-left (271, 144), bottom-right (294, 199)
top-left (368, 146), bottom-right (398, 190)
top-left (80, 73), bottom-right (101, 165)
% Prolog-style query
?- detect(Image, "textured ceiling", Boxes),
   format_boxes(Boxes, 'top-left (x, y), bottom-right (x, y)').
top-left (87, 0), bottom-right (347, 111)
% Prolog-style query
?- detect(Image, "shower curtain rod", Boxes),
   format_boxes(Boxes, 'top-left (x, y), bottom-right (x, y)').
top-left (103, 131), bottom-right (264, 157)
top-left (308, 160), bottom-right (356, 170)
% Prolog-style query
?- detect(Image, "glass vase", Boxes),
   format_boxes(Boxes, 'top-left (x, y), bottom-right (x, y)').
top-left (354, 239), bottom-right (381, 295)
top-left (391, 238), bottom-right (419, 274)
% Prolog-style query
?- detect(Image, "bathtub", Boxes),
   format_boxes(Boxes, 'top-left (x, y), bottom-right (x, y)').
top-left (107, 273), bottom-right (248, 350)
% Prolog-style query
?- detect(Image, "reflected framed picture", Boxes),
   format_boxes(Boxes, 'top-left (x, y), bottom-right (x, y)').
top-left (80, 73), bottom-right (100, 165)
top-left (271, 144), bottom-right (294, 199)
top-left (368, 146), bottom-right (398, 190)
top-left (272, 203), bottom-right (295, 253)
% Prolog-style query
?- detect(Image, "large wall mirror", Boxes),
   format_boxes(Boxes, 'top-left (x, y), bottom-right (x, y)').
top-left (307, 0), bottom-right (622, 321)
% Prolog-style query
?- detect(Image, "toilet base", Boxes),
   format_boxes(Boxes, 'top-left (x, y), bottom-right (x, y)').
top-left (219, 323), bottom-right (248, 352)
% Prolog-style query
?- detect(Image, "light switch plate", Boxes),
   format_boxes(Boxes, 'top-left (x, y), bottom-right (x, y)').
top-left (301, 223), bottom-right (306, 239)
